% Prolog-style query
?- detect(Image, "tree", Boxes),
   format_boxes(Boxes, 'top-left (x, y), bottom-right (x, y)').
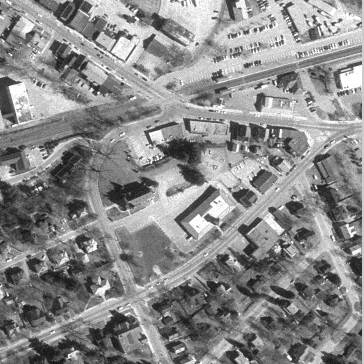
top-left (270, 285), bottom-right (296, 299)
top-left (178, 164), bottom-right (206, 186)
top-left (326, 272), bottom-right (342, 286)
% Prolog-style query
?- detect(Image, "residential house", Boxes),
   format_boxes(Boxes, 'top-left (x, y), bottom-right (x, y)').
top-left (284, 302), bottom-right (299, 316)
top-left (347, 244), bottom-right (362, 256)
top-left (86, 276), bottom-right (110, 296)
top-left (336, 223), bottom-right (357, 239)
top-left (271, 206), bottom-right (293, 232)
top-left (329, 204), bottom-right (352, 222)
top-left (6, 266), bottom-right (24, 285)
top-left (284, 243), bottom-right (299, 258)
top-left (161, 315), bottom-right (174, 326)
top-left (113, 317), bottom-right (147, 353)
top-left (204, 300), bottom-right (220, 316)
top-left (169, 341), bottom-right (186, 354)
top-left (47, 249), bottom-right (70, 267)
top-left (216, 282), bottom-right (232, 295)
top-left (176, 355), bottom-right (196, 364)
top-left (27, 254), bottom-right (48, 274)
top-left (288, 343), bottom-right (308, 363)
top-left (160, 326), bottom-right (180, 341)
top-left (315, 155), bottom-right (337, 185)
top-left (300, 286), bottom-right (315, 300)
top-left (226, 350), bottom-right (250, 364)
top-left (52, 296), bottom-right (69, 316)
top-left (235, 189), bottom-right (258, 208)
top-left (314, 260), bottom-right (332, 275)
top-left (0, 150), bottom-right (30, 172)
top-left (270, 156), bottom-right (293, 175)
top-left (250, 123), bottom-right (269, 142)
top-left (251, 170), bottom-right (278, 194)
top-left (276, 72), bottom-right (303, 94)
top-left (295, 227), bottom-right (315, 241)
top-left (3, 319), bottom-right (20, 337)
top-left (182, 286), bottom-right (206, 308)
top-left (180, 186), bottom-right (233, 240)
top-left (26, 307), bottom-right (46, 327)
top-left (225, 254), bottom-right (243, 271)
top-left (76, 252), bottom-right (90, 264)
top-left (76, 236), bottom-right (98, 253)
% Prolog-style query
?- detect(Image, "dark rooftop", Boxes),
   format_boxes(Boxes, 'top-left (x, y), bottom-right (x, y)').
top-left (252, 170), bottom-right (278, 194)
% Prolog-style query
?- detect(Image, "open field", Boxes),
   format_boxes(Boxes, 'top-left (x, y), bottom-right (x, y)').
top-left (116, 223), bottom-right (180, 285)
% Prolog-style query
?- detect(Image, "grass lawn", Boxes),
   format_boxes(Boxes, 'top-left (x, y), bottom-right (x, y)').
top-left (116, 223), bottom-right (177, 285)
top-left (98, 140), bottom-right (140, 207)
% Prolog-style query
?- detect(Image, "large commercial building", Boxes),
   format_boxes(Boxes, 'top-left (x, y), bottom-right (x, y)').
top-left (160, 19), bottom-right (195, 46)
top-left (244, 213), bottom-right (285, 258)
top-left (184, 119), bottom-right (229, 136)
top-left (147, 122), bottom-right (184, 144)
top-left (180, 187), bottom-right (233, 240)
top-left (258, 95), bottom-right (295, 114)
top-left (5, 82), bottom-right (33, 124)
top-left (307, 0), bottom-right (337, 16)
top-left (111, 34), bottom-right (139, 62)
top-left (337, 64), bottom-right (362, 90)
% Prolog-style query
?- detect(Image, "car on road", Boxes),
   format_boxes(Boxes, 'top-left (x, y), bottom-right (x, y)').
top-left (125, 303), bottom-right (131, 307)
top-left (109, 138), bottom-right (115, 143)
top-left (119, 132), bottom-right (126, 137)
top-left (117, 306), bottom-right (124, 311)
top-left (330, 235), bottom-right (336, 242)
top-left (275, 187), bottom-right (280, 192)
top-left (203, 252), bottom-right (209, 257)
top-left (50, 330), bottom-right (55, 334)
top-left (6, 258), bottom-right (12, 262)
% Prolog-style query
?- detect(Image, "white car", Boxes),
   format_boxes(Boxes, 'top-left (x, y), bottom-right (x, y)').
top-left (203, 252), bottom-right (209, 257)
top-left (119, 132), bottom-right (126, 137)
top-left (117, 306), bottom-right (124, 311)
top-left (50, 330), bottom-right (55, 334)
top-left (109, 138), bottom-right (115, 143)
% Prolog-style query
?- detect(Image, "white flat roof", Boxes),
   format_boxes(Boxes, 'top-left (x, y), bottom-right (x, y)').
top-left (208, 195), bottom-right (230, 218)
top-left (7, 82), bottom-right (32, 123)
top-left (264, 213), bottom-right (285, 235)
top-left (189, 214), bottom-right (210, 234)
top-left (339, 64), bottom-right (362, 89)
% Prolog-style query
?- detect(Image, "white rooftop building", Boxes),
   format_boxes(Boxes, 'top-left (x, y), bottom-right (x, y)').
top-left (338, 64), bottom-right (362, 90)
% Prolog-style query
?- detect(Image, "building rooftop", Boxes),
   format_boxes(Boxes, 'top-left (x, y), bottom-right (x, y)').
top-left (147, 122), bottom-right (184, 144)
top-left (12, 16), bottom-right (34, 39)
top-left (180, 187), bottom-right (232, 240)
top-left (260, 95), bottom-right (295, 112)
top-left (307, 0), bottom-right (337, 16)
top-left (111, 34), bottom-right (139, 62)
top-left (38, 0), bottom-right (60, 13)
top-left (316, 155), bottom-right (337, 184)
top-left (0, 150), bottom-right (30, 171)
top-left (186, 119), bottom-right (229, 136)
top-left (95, 32), bottom-right (116, 50)
top-left (338, 64), bottom-right (362, 90)
top-left (252, 170), bottom-right (278, 194)
top-left (161, 18), bottom-right (195, 46)
top-left (68, 11), bottom-right (90, 33)
top-left (146, 37), bottom-right (169, 58)
top-left (230, 122), bottom-right (251, 142)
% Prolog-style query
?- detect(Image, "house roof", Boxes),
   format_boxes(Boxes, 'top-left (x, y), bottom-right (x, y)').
top-left (99, 75), bottom-right (124, 95)
top-left (252, 170), bottom-right (278, 194)
top-left (79, 0), bottom-right (93, 14)
top-left (316, 155), bottom-right (337, 184)
top-left (238, 189), bottom-right (258, 207)
top-left (271, 206), bottom-right (293, 231)
top-left (230, 122), bottom-right (251, 142)
top-left (0, 150), bottom-right (30, 171)
top-left (286, 132), bottom-right (309, 156)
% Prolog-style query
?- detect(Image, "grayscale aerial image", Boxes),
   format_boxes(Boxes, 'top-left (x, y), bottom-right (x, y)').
top-left (0, 0), bottom-right (361, 363)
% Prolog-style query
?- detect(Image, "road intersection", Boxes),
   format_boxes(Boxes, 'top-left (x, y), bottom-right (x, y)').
top-left (0, 0), bottom-right (361, 362)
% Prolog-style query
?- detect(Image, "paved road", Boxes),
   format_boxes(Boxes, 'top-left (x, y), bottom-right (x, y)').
top-left (1, 124), bottom-right (361, 362)
top-left (179, 45), bottom-right (362, 94)
top-left (0, 101), bottom-right (161, 149)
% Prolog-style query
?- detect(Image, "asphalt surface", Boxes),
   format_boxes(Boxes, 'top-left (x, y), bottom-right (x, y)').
top-left (0, 101), bottom-right (161, 149)
top-left (179, 45), bottom-right (362, 94)
top-left (1, 124), bottom-right (361, 363)
top-left (0, 1), bottom-right (361, 362)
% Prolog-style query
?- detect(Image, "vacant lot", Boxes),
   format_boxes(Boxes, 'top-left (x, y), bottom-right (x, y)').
top-left (116, 223), bottom-right (178, 285)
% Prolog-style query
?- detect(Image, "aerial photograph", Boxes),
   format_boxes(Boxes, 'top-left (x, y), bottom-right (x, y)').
top-left (0, 0), bottom-right (361, 363)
